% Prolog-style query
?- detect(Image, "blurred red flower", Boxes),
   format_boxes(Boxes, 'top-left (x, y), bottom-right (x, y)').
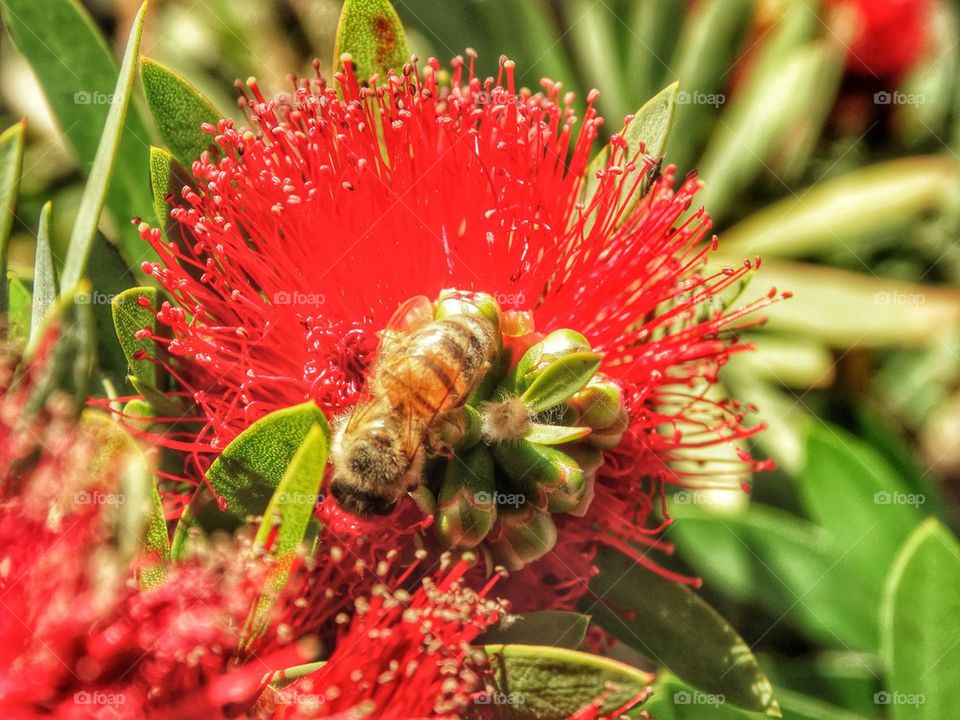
top-left (830, 0), bottom-right (930, 79)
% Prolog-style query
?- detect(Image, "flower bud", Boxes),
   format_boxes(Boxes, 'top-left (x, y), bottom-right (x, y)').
top-left (512, 329), bottom-right (592, 391)
top-left (568, 376), bottom-right (624, 430)
top-left (435, 289), bottom-right (501, 335)
top-left (487, 504), bottom-right (557, 571)
top-left (586, 408), bottom-right (630, 450)
top-left (434, 447), bottom-right (497, 549)
top-left (492, 440), bottom-right (585, 512)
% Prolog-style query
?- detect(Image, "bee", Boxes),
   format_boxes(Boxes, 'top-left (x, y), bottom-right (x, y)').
top-left (330, 294), bottom-right (500, 516)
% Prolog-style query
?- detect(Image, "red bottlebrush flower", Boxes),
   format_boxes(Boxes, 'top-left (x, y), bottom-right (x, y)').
top-left (828, 0), bottom-right (930, 79)
top-left (137, 54), bottom-right (781, 608)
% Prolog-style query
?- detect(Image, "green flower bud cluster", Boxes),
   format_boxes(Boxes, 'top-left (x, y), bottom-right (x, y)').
top-left (422, 293), bottom-right (627, 571)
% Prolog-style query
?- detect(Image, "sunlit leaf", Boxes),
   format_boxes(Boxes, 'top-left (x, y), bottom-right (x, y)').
top-left (0, 119), bottom-right (25, 319)
top-left (333, 0), bottom-right (410, 79)
top-left (28, 202), bottom-right (56, 347)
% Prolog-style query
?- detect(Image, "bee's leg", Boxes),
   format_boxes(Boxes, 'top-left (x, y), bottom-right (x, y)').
top-left (403, 447), bottom-right (427, 491)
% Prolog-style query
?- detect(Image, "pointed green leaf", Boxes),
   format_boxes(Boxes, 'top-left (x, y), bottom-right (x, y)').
top-left (140, 478), bottom-right (170, 588)
top-left (482, 644), bottom-right (654, 718)
top-left (208, 401), bottom-right (330, 521)
top-left (141, 57), bottom-right (222, 167)
top-left (59, 2), bottom-right (147, 295)
top-left (583, 83), bottom-right (679, 210)
top-left (28, 202), bottom-right (57, 348)
top-left (0, 0), bottom-right (154, 269)
top-left (333, 0), bottom-right (410, 80)
top-left (149, 146), bottom-right (190, 240)
top-left (253, 422), bottom-right (330, 557)
top-left (0, 120), bottom-right (25, 319)
top-left (881, 519), bottom-right (960, 720)
top-left (479, 611), bottom-right (591, 650)
top-left (524, 422), bottom-right (592, 445)
top-left (588, 547), bottom-right (780, 716)
top-left (521, 351), bottom-right (601, 413)
top-left (112, 287), bottom-right (159, 386)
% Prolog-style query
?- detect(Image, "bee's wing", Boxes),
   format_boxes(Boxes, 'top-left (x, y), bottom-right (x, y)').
top-left (378, 295), bottom-right (434, 355)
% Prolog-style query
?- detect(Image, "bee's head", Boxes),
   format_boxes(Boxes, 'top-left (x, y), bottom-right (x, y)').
top-left (330, 418), bottom-right (409, 517)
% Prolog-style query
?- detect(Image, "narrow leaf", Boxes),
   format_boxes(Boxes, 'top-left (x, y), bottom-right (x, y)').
top-left (60, 2), bottom-right (147, 294)
top-left (482, 644), bottom-right (654, 718)
top-left (333, 0), bottom-right (410, 79)
top-left (111, 287), bottom-right (159, 386)
top-left (0, 120), bottom-right (25, 318)
top-left (881, 519), bottom-right (960, 720)
top-left (28, 202), bottom-right (56, 347)
top-left (588, 547), bottom-right (780, 716)
top-left (6, 276), bottom-right (31, 341)
top-left (140, 57), bottom-right (221, 166)
top-left (0, 0), bottom-right (153, 269)
top-left (253, 422), bottom-right (330, 558)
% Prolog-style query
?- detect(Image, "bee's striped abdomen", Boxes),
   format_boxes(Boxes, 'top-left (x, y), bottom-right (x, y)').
top-left (375, 315), bottom-right (497, 417)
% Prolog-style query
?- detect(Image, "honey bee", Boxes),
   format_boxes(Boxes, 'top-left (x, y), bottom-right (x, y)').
top-left (330, 294), bottom-right (500, 516)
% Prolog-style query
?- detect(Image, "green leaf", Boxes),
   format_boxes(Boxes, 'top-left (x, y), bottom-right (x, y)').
top-left (149, 146), bottom-right (189, 240)
top-left (524, 423), bottom-right (592, 445)
top-left (253, 422), bottom-right (330, 558)
top-left (111, 287), bottom-right (159, 386)
top-left (140, 57), bottom-right (221, 167)
top-left (140, 479), bottom-right (170, 589)
top-left (478, 611), bottom-right (590, 650)
top-left (28, 202), bottom-right (56, 348)
top-left (57, 2), bottom-right (147, 294)
top-left (588, 547), bottom-right (780, 716)
top-left (881, 519), bottom-right (960, 720)
top-left (671, 503), bottom-right (877, 650)
top-left (0, 0), bottom-right (154, 270)
top-left (172, 401), bottom-right (330, 558)
top-left (642, 672), bottom-right (869, 720)
top-left (0, 120), bottom-right (25, 319)
top-left (520, 352), bottom-right (601, 413)
top-left (721, 157), bottom-right (960, 259)
top-left (582, 82), bottom-right (679, 213)
top-left (6, 276), bottom-right (31, 341)
top-left (482, 644), bottom-right (653, 718)
top-left (19, 287), bottom-right (96, 415)
top-left (333, 0), bottom-right (410, 80)
top-left (799, 424), bottom-right (922, 647)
